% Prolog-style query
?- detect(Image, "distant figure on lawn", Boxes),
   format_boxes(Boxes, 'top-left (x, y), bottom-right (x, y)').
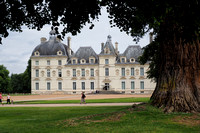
top-left (80, 92), bottom-right (86, 104)
top-left (0, 92), bottom-right (3, 105)
top-left (7, 93), bottom-right (11, 104)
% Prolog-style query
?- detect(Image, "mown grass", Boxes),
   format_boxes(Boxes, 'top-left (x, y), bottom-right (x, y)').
top-left (0, 104), bottom-right (199, 133)
top-left (15, 97), bottom-right (149, 104)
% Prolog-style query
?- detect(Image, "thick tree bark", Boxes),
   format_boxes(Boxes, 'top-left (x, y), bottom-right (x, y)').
top-left (151, 35), bottom-right (200, 112)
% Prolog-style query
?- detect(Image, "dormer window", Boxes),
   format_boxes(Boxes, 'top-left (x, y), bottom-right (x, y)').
top-left (90, 59), bottom-right (94, 64)
top-left (35, 51), bottom-right (40, 56)
top-left (72, 58), bottom-right (77, 64)
top-left (57, 50), bottom-right (62, 55)
top-left (104, 47), bottom-right (110, 54)
top-left (121, 57), bottom-right (126, 63)
top-left (81, 59), bottom-right (86, 64)
top-left (130, 58), bottom-right (135, 63)
top-left (89, 57), bottom-right (95, 64)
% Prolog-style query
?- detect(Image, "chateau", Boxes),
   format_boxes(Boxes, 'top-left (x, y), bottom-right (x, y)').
top-left (31, 30), bottom-right (156, 94)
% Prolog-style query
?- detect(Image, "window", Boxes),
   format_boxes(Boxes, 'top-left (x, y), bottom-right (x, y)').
top-left (105, 59), bottom-right (109, 64)
top-left (140, 67), bottom-right (144, 76)
top-left (72, 59), bottom-right (76, 64)
top-left (82, 69), bottom-right (85, 77)
top-left (58, 69), bottom-right (62, 77)
top-left (140, 81), bottom-right (144, 89)
top-left (131, 81), bottom-right (135, 89)
top-left (47, 82), bottom-right (51, 90)
top-left (90, 59), bottom-right (94, 64)
top-left (47, 69), bottom-right (50, 77)
top-left (35, 82), bottom-right (39, 90)
top-left (58, 60), bottom-right (62, 65)
top-left (35, 61), bottom-right (39, 65)
top-left (121, 68), bottom-right (125, 76)
top-left (81, 59), bottom-right (85, 64)
top-left (73, 82), bottom-right (76, 90)
top-left (73, 69), bottom-right (76, 77)
top-left (36, 69), bottom-right (39, 77)
top-left (90, 68), bottom-right (94, 77)
top-left (130, 58), bottom-right (135, 63)
top-left (91, 82), bottom-right (94, 90)
top-left (121, 58), bottom-right (125, 63)
top-left (47, 60), bottom-right (50, 65)
top-left (82, 82), bottom-right (85, 90)
top-left (122, 81), bottom-right (125, 89)
top-left (105, 68), bottom-right (109, 76)
top-left (58, 82), bottom-right (62, 90)
top-left (131, 68), bottom-right (134, 76)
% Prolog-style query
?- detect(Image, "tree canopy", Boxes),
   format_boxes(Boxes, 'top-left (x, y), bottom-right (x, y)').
top-left (0, 65), bottom-right (10, 93)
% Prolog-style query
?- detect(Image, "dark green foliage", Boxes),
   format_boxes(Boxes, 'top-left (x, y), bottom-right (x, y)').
top-left (10, 59), bottom-right (31, 93)
top-left (0, 65), bottom-right (10, 93)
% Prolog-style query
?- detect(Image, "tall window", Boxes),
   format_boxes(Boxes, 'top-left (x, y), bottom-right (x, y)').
top-left (35, 60), bottom-right (39, 65)
top-left (73, 69), bottom-right (76, 77)
top-left (82, 82), bottom-right (85, 90)
top-left (82, 69), bottom-right (85, 77)
top-left (73, 82), bottom-right (76, 90)
top-left (91, 82), bottom-right (94, 90)
top-left (131, 81), bottom-right (135, 89)
top-left (47, 82), bottom-right (51, 90)
top-left (58, 82), bottom-right (62, 90)
top-left (122, 81), bottom-right (125, 89)
top-left (90, 68), bottom-right (94, 77)
top-left (90, 59), bottom-right (94, 64)
top-left (140, 81), bottom-right (144, 89)
top-left (58, 60), bottom-right (62, 65)
top-left (105, 68), bottom-right (109, 76)
top-left (140, 67), bottom-right (144, 76)
top-left (47, 69), bottom-right (50, 77)
top-left (105, 59), bottom-right (109, 64)
top-left (131, 68), bottom-right (134, 76)
top-left (47, 60), bottom-right (50, 65)
top-left (36, 69), bottom-right (39, 77)
top-left (121, 68), bottom-right (125, 76)
top-left (58, 69), bottom-right (62, 77)
top-left (35, 82), bottom-right (39, 90)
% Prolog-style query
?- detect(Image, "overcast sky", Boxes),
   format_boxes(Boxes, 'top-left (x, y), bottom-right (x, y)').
top-left (0, 8), bottom-right (150, 75)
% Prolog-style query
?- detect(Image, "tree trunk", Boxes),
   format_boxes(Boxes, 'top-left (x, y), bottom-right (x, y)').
top-left (151, 35), bottom-right (200, 112)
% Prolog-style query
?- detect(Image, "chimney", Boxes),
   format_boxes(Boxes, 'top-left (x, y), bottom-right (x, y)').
top-left (67, 36), bottom-right (71, 56)
top-left (101, 43), bottom-right (104, 51)
top-left (40, 37), bottom-right (47, 43)
top-left (149, 32), bottom-right (153, 43)
top-left (115, 42), bottom-right (118, 52)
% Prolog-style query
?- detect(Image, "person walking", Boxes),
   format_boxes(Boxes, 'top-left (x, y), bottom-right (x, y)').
top-left (7, 93), bottom-right (11, 104)
top-left (0, 92), bottom-right (3, 105)
top-left (80, 92), bottom-right (86, 104)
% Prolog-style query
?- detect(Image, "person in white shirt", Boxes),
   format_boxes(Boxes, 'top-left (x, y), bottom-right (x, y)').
top-left (7, 93), bottom-right (11, 104)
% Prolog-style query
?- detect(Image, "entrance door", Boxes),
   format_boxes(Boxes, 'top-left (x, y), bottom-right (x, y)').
top-left (104, 83), bottom-right (110, 90)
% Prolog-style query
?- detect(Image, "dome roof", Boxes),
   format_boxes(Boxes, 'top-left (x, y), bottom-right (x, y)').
top-left (31, 31), bottom-right (70, 57)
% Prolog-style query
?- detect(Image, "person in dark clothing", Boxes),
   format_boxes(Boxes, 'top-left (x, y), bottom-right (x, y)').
top-left (80, 92), bottom-right (86, 104)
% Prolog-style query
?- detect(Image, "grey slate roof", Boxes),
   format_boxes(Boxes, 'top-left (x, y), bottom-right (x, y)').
top-left (70, 46), bottom-right (98, 64)
top-left (99, 35), bottom-right (117, 55)
top-left (31, 36), bottom-right (70, 57)
top-left (117, 45), bottom-right (143, 63)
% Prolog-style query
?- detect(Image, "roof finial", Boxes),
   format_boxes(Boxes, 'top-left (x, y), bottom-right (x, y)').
top-left (107, 35), bottom-right (112, 41)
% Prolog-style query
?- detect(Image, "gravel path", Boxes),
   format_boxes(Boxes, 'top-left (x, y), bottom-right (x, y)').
top-left (0, 102), bottom-right (141, 107)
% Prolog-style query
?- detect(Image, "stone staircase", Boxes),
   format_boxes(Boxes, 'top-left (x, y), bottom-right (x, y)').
top-left (93, 90), bottom-right (122, 94)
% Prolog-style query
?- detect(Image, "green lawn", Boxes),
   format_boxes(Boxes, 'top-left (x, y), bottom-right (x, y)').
top-left (16, 97), bottom-right (149, 104)
top-left (0, 104), bottom-right (199, 133)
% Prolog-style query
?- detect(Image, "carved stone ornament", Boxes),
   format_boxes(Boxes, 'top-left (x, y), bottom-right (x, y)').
top-left (41, 70), bottom-right (44, 77)
top-left (52, 70), bottom-right (56, 77)
top-left (126, 69), bottom-right (130, 76)
top-left (86, 70), bottom-right (89, 76)
top-left (77, 70), bottom-right (80, 77)
top-left (95, 70), bottom-right (99, 76)
top-left (136, 69), bottom-right (139, 75)
top-left (116, 69), bottom-right (119, 76)
top-left (67, 70), bottom-right (70, 76)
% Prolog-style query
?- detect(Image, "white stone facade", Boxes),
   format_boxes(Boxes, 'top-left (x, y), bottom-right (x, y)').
top-left (31, 32), bottom-right (156, 94)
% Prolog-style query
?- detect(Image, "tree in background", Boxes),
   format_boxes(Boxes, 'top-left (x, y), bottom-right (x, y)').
top-left (1, 0), bottom-right (200, 112)
top-left (0, 65), bottom-right (10, 93)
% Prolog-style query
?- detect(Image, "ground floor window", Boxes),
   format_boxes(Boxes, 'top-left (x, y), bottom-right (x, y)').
top-left (82, 82), bottom-right (85, 90)
top-left (131, 81), bottom-right (135, 89)
top-left (91, 82), bottom-right (94, 90)
top-left (58, 82), bottom-right (62, 90)
top-left (73, 82), bottom-right (76, 90)
top-left (140, 81), bottom-right (144, 89)
top-left (35, 82), bottom-right (39, 90)
top-left (122, 81), bottom-right (125, 89)
top-left (47, 82), bottom-right (51, 90)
